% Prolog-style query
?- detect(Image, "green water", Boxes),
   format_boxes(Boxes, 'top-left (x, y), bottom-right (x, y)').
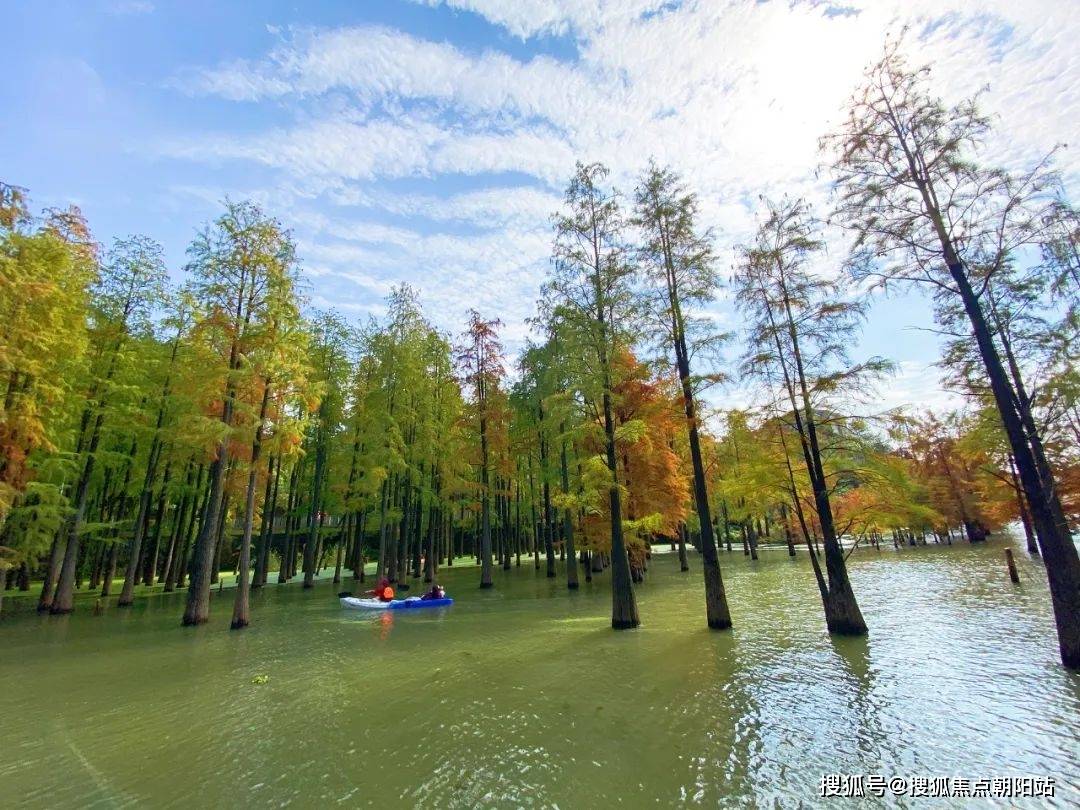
top-left (2, 537), bottom-right (1078, 808)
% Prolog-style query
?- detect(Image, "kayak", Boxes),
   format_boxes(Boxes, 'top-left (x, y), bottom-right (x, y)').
top-left (340, 596), bottom-right (454, 611)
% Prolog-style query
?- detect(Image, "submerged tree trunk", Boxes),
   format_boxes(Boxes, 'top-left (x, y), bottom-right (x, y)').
top-left (182, 446), bottom-right (228, 625)
top-left (231, 380), bottom-right (271, 629)
top-left (673, 328), bottom-right (730, 627)
top-left (781, 504), bottom-right (796, 557)
top-left (144, 466), bottom-right (171, 587)
top-left (37, 535), bottom-right (63, 612)
top-left (602, 385), bottom-right (639, 629)
top-left (770, 273), bottom-right (867, 636)
top-left (559, 434), bottom-right (579, 590)
top-left (253, 454), bottom-right (279, 588)
top-left (100, 543), bottom-right (119, 597)
top-left (118, 437), bottom-right (162, 606)
top-left (1009, 454), bottom-right (1039, 556)
top-left (947, 258), bottom-right (1079, 665)
top-left (302, 421), bottom-right (328, 589)
top-left (51, 412), bottom-right (107, 614)
top-left (538, 411), bottom-right (556, 579)
top-left (677, 525), bottom-right (689, 572)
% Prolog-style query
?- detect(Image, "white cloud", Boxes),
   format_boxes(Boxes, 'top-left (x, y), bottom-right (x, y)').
top-left (328, 184), bottom-right (563, 229)
top-left (872, 360), bottom-right (965, 416)
top-left (296, 213), bottom-right (551, 339)
top-left (412, 0), bottom-right (668, 39)
top-left (161, 116), bottom-right (574, 185)
top-left (161, 0), bottom-right (1080, 409)
top-left (175, 24), bottom-right (611, 129)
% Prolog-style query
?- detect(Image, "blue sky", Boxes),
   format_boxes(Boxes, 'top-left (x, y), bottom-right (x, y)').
top-left (4, 0), bottom-right (1078, 414)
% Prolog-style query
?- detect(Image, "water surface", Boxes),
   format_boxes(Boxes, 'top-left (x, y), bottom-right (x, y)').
top-left (2, 537), bottom-right (1078, 808)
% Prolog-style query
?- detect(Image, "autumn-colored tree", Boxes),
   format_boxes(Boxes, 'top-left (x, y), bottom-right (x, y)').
top-left (182, 200), bottom-right (299, 626)
top-left (634, 161), bottom-right (732, 629)
top-left (0, 185), bottom-right (93, 594)
top-left (581, 352), bottom-right (689, 579)
top-left (735, 198), bottom-right (891, 635)
top-left (548, 162), bottom-right (640, 629)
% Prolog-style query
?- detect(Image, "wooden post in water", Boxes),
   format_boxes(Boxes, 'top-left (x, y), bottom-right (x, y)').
top-left (1005, 548), bottom-right (1020, 584)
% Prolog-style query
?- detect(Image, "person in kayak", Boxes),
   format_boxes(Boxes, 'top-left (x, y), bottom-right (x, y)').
top-left (421, 583), bottom-right (445, 601)
top-left (366, 577), bottom-right (394, 602)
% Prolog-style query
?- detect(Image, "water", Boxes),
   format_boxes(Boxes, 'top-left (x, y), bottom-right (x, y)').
top-left (2, 536), bottom-right (1078, 808)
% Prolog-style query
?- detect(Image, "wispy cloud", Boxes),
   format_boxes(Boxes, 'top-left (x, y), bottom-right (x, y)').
top-left (158, 0), bottom-right (1080, 407)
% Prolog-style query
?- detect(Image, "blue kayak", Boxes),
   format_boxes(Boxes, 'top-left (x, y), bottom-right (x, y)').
top-left (391, 596), bottom-right (454, 610)
top-left (340, 596), bottom-right (453, 611)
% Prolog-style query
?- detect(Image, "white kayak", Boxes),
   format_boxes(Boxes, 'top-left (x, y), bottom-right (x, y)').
top-left (340, 595), bottom-right (454, 611)
top-left (340, 596), bottom-right (392, 610)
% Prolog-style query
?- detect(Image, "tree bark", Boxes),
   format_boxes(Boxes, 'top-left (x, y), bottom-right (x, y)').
top-left (231, 380), bottom-right (271, 629)
top-left (302, 421), bottom-right (328, 589)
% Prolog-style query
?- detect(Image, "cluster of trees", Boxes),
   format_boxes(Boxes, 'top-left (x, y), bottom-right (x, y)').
top-left (0, 47), bottom-right (1077, 666)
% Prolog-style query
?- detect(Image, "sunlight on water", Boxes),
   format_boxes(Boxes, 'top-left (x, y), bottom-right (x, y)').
top-left (2, 535), bottom-right (1078, 808)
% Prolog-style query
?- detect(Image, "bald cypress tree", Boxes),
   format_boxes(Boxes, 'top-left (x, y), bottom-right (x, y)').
top-left (182, 201), bottom-right (297, 626)
top-left (456, 311), bottom-right (504, 589)
top-left (548, 162), bottom-right (640, 629)
top-left (52, 233), bottom-right (167, 614)
top-left (735, 199), bottom-right (890, 635)
top-left (826, 45), bottom-right (1080, 667)
top-left (634, 162), bottom-right (732, 630)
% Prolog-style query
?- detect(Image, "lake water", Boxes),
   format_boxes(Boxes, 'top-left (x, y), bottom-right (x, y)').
top-left (2, 536), bottom-right (1078, 808)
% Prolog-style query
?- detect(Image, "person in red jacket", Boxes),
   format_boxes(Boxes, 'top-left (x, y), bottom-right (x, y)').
top-left (365, 577), bottom-right (394, 602)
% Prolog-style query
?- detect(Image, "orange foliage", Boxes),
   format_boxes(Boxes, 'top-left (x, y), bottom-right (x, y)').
top-left (582, 351), bottom-right (689, 554)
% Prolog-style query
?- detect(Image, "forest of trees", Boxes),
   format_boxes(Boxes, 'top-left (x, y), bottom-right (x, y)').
top-left (1, 48), bottom-right (1078, 666)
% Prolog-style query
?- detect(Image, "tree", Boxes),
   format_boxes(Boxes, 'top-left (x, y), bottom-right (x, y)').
top-left (116, 291), bottom-right (190, 607)
top-left (300, 312), bottom-right (350, 589)
top-left (547, 162), bottom-right (640, 629)
top-left (50, 232), bottom-right (167, 614)
top-left (0, 186), bottom-right (91, 539)
top-left (0, 186), bottom-right (93, 600)
top-left (826, 44), bottom-right (1080, 667)
top-left (735, 198), bottom-right (891, 635)
top-left (230, 283), bottom-right (307, 627)
top-left (456, 311), bottom-right (504, 589)
top-left (634, 161), bottom-right (733, 630)
top-left (182, 200), bottom-right (299, 626)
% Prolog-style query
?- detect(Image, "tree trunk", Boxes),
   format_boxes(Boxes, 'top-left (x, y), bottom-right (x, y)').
top-left (781, 504), bottom-right (796, 557)
top-left (231, 381), bottom-right (271, 629)
top-left (559, 435), bottom-right (579, 589)
top-left (947, 258), bottom-right (1080, 666)
top-left (678, 363), bottom-right (730, 625)
top-left (772, 276), bottom-right (867, 636)
top-left (602, 386), bottom-right (639, 629)
top-left (51, 416), bottom-right (105, 614)
top-left (182, 448), bottom-right (228, 625)
top-left (37, 535), bottom-right (63, 612)
top-left (302, 424), bottom-right (328, 589)
top-left (1009, 454), bottom-right (1039, 556)
top-left (144, 471), bottom-right (170, 587)
top-left (119, 433), bottom-right (163, 606)
top-left (677, 525), bottom-right (690, 572)
top-left (253, 453), bottom-right (279, 588)
top-left (100, 543), bottom-right (119, 597)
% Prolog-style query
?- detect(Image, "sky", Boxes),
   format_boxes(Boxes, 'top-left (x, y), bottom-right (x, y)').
top-left (4, 0), bottom-right (1078, 415)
